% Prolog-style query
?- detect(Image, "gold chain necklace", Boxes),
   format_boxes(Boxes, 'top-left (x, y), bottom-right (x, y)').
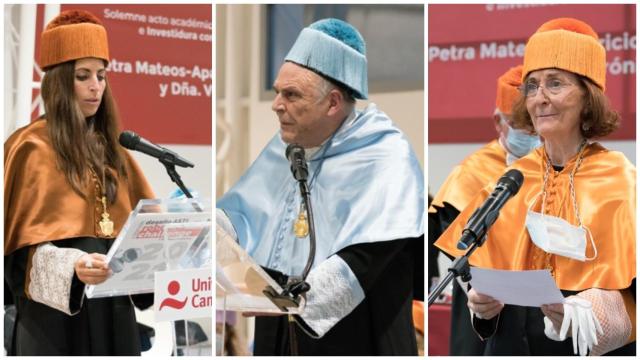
top-left (91, 152), bottom-right (114, 237)
top-left (538, 140), bottom-right (587, 275)
top-left (541, 139), bottom-right (587, 224)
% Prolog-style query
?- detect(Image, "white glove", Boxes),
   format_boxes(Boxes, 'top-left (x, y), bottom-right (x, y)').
top-left (543, 296), bottom-right (604, 356)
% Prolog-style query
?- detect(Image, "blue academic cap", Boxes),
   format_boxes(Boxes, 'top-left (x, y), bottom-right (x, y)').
top-left (285, 18), bottom-right (368, 99)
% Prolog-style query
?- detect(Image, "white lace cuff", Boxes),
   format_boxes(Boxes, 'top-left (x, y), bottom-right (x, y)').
top-left (543, 316), bottom-right (564, 341)
top-left (298, 255), bottom-right (365, 338)
top-left (27, 242), bottom-right (85, 315)
top-left (216, 208), bottom-right (238, 241)
top-left (578, 289), bottom-right (632, 356)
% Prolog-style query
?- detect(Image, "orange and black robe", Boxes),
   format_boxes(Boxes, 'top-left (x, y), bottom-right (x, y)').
top-left (435, 143), bottom-right (636, 355)
top-left (4, 119), bottom-right (154, 355)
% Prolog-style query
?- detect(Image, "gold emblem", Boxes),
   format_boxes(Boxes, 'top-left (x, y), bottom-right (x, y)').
top-left (100, 196), bottom-right (114, 237)
top-left (293, 203), bottom-right (309, 238)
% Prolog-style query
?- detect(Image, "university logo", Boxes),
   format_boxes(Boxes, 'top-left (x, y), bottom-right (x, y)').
top-left (159, 280), bottom-right (188, 310)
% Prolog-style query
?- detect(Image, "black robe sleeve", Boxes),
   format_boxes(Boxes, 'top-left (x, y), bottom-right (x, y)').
top-left (5, 237), bottom-right (145, 355)
top-left (5, 244), bottom-right (85, 315)
top-left (254, 236), bottom-right (422, 355)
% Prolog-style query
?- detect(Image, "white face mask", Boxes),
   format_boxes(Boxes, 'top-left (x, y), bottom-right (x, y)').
top-left (525, 202), bottom-right (597, 262)
top-left (525, 142), bottom-right (596, 262)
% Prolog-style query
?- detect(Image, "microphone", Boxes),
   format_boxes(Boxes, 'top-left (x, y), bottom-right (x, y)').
top-left (119, 131), bottom-right (194, 168)
top-left (285, 144), bottom-right (308, 181)
top-left (457, 169), bottom-right (524, 250)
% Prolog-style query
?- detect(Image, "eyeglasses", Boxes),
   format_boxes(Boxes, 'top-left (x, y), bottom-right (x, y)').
top-left (520, 79), bottom-right (575, 98)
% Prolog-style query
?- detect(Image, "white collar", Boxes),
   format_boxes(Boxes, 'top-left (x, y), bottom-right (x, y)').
top-left (304, 109), bottom-right (357, 160)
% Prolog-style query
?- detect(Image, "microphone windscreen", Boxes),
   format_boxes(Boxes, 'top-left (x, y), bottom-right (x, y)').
top-left (500, 169), bottom-right (524, 195)
top-left (285, 143), bottom-right (305, 160)
top-left (119, 131), bottom-right (140, 150)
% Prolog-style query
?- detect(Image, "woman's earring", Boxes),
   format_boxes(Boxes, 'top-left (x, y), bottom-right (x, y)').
top-left (582, 122), bottom-right (590, 131)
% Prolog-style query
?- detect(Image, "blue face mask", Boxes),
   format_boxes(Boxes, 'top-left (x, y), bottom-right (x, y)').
top-left (505, 123), bottom-right (541, 158)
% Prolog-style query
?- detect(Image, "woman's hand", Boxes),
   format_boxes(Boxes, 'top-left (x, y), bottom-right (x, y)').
top-left (74, 253), bottom-right (111, 285)
top-left (541, 303), bottom-right (565, 333)
top-left (467, 288), bottom-right (504, 320)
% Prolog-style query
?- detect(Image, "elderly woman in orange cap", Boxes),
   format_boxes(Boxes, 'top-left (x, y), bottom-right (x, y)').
top-left (435, 18), bottom-right (635, 356)
top-left (4, 10), bottom-right (154, 355)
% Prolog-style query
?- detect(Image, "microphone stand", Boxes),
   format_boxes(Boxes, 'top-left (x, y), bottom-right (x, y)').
top-left (263, 179), bottom-right (315, 309)
top-left (429, 170), bottom-right (524, 307)
top-left (262, 178), bottom-right (317, 355)
top-left (427, 235), bottom-right (485, 307)
top-left (158, 160), bottom-right (202, 355)
top-left (260, 144), bottom-right (321, 354)
top-left (296, 180), bottom-right (316, 281)
top-left (159, 158), bottom-right (202, 213)
top-left (159, 158), bottom-right (202, 353)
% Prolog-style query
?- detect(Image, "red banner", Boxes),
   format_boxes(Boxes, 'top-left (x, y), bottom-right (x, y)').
top-left (428, 4), bottom-right (635, 143)
top-left (34, 4), bottom-right (212, 145)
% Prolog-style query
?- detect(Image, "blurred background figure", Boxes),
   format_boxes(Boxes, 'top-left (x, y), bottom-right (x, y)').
top-left (413, 300), bottom-right (425, 356)
top-left (216, 311), bottom-right (250, 356)
top-left (429, 64), bottom-right (539, 356)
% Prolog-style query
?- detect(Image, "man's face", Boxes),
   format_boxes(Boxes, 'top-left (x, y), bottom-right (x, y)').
top-left (272, 62), bottom-right (333, 148)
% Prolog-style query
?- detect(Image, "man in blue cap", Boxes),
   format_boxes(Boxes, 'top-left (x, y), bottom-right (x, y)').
top-left (217, 18), bottom-right (424, 355)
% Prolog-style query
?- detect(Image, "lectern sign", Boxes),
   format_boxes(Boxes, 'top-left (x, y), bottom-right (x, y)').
top-left (155, 267), bottom-right (212, 322)
top-left (85, 199), bottom-right (211, 298)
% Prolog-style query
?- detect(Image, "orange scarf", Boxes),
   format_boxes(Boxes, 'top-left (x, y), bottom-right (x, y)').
top-left (4, 119), bottom-right (155, 255)
top-left (436, 143), bottom-right (635, 291)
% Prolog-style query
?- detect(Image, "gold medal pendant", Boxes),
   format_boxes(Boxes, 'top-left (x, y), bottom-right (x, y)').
top-left (100, 196), bottom-right (114, 237)
top-left (100, 215), bottom-right (114, 237)
top-left (293, 203), bottom-right (309, 238)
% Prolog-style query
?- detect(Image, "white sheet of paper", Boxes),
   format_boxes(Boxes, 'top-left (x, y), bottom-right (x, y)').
top-left (469, 267), bottom-right (565, 307)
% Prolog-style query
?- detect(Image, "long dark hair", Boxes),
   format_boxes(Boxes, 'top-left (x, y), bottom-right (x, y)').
top-left (40, 60), bottom-right (127, 203)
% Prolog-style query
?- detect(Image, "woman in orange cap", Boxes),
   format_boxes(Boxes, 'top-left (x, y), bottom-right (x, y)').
top-left (435, 18), bottom-right (635, 355)
top-left (4, 10), bottom-right (154, 355)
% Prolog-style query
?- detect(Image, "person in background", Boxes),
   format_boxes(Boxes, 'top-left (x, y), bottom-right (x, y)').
top-left (428, 64), bottom-right (540, 355)
top-left (413, 300), bottom-right (425, 355)
top-left (216, 311), bottom-right (250, 356)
